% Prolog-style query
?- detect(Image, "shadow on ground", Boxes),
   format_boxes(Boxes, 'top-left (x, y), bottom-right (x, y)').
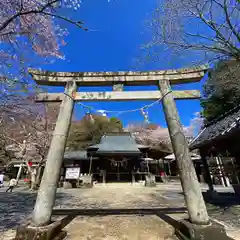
top-left (52, 208), bottom-right (187, 240)
top-left (52, 207), bottom-right (187, 235)
top-left (0, 191), bottom-right (70, 231)
top-left (203, 192), bottom-right (240, 208)
top-left (204, 192), bottom-right (240, 229)
top-left (176, 191), bottom-right (240, 228)
top-left (177, 191), bottom-right (240, 208)
top-left (52, 207), bottom-right (187, 216)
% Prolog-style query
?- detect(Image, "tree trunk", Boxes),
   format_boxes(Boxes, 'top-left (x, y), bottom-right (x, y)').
top-left (31, 81), bottom-right (77, 227)
top-left (159, 79), bottom-right (209, 225)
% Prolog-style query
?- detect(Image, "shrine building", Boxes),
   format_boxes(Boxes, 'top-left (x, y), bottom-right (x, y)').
top-left (62, 132), bottom-right (171, 185)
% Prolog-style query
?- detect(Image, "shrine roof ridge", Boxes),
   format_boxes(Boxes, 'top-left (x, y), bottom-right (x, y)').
top-left (189, 105), bottom-right (240, 150)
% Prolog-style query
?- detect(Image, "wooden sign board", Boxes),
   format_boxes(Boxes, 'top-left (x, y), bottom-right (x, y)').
top-left (65, 167), bottom-right (80, 179)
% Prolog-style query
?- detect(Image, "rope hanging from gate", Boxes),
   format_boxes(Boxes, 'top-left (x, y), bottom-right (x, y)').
top-left (63, 90), bottom-right (172, 116)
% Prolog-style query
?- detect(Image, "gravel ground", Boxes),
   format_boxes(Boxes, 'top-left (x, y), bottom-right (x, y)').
top-left (55, 183), bottom-right (182, 240)
top-left (0, 182), bottom-right (240, 240)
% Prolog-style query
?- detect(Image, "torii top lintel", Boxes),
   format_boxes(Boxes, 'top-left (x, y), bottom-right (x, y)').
top-left (29, 65), bottom-right (209, 86)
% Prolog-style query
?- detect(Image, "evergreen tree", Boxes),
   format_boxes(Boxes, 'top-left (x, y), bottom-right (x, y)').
top-left (67, 115), bottom-right (123, 150)
top-left (201, 60), bottom-right (240, 123)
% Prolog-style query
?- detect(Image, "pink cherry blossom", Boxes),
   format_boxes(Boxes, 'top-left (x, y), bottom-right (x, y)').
top-left (0, 0), bottom-right (82, 84)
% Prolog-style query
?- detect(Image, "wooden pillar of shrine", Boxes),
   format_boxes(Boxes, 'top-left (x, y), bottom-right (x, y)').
top-left (32, 81), bottom-right (77, 226)
top-left (159, 79), bottom-right (209, 225)
top-left (102, 170), bottom-right (106, 184)
top-left (199, 150), bottom-right (215, 192)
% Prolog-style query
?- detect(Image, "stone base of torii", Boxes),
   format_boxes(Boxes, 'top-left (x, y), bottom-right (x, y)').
top-left (15, 67), bottom-right (232, 240)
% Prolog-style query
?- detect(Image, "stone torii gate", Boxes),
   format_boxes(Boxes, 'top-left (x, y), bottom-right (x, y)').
top-left (20, 66), bottom-right (212, 238)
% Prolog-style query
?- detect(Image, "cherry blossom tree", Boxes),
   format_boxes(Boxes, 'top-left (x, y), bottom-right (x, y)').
top-left (0, 96), bottom-right (58, 189)
top-left (0, 0), bottom-right (86, 87)
top-left (126, 124), bottom-right (172, 152)
top-left (126, 121), bottom-right (197, 152)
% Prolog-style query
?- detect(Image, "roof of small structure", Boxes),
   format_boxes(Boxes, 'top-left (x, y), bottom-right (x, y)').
top-left (64, 151), bottom-right (89, 160)
top-left (190, 105), bottom-right (240, 150)
top-left (87, 132), bottom-right (145, 155)
top-left (6, 151), bottom-right (92, 166)
top-left (164, 152), bottom-right (201, 161)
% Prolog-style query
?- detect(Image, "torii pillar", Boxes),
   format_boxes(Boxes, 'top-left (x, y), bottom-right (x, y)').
top-left (32, 81), bottom-right (77, 226)
top-left (16, 81), bottom-right (77, 240)
top-left (159, 79), bottom-right (209, 224)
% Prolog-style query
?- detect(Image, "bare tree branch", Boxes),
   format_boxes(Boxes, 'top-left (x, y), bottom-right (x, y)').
top-left (223, 0), bottom-right (240, 42)
top-left (0, 0), bottom-right (59, 32)
top-left (145, 0), bottom-right (240, 64)
top-left (40, 11), bottom-right (88, 31)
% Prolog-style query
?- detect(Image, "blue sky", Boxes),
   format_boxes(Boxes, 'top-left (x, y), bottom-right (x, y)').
top-left (40, 0), bottom-right (206, 128)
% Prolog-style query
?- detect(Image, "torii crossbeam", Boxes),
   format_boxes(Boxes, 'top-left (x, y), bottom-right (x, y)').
top-left (29, 65), bottom-right (207, 86)
top-left (30, 65), bottom-right (207, 102)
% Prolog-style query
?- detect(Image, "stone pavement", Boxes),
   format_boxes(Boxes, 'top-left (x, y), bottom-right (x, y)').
top-left (0, 182), bottom-right (240, 239)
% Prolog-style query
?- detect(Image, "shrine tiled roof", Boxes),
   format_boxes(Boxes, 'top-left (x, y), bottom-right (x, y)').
top-left (190, 105), bottom-right (240, 149)
top-left (88, 132), bottom-right (142, 155)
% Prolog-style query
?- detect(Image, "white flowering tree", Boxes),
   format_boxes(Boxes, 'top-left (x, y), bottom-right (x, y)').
top-left (126, 124), bottom-right (172, 152)
top-left (0, 96), bottom-right (58, 189)
top-left (0, 0), bottom-right (85, 186)
top-left (0, 0), bottom-right (86, 88)
top-left (126, 120), bottom-right (198, 153)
